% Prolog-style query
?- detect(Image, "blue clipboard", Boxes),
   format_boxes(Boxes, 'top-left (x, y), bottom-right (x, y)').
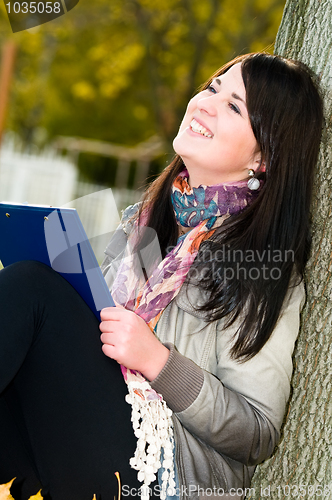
top-left (0, 202), bottom-right (115, 320)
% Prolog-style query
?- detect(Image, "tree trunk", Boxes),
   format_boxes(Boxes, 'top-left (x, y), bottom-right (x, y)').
top-left (248, 1), bottom-right (332, 498)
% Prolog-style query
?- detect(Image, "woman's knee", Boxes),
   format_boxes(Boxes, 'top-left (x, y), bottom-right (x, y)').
top-left (0, 260), bottom-right (92, 331)
top-left (0, 260), bottom-right (53, 284)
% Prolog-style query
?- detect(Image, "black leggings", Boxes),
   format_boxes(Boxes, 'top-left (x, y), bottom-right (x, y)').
top-left (0, 261), bottom-right (153, 500)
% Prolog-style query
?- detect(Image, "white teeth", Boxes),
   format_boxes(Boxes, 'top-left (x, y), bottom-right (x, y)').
top-left (190, 118), bottom-right (213, 138)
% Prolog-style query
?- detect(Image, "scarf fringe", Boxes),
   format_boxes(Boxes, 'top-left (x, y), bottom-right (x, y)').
top-left (125, 381), bottom-right (176, 500)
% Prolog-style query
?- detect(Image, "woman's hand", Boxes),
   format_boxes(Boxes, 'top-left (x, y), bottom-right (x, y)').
top-left (99, 306), bottom-right (170, 381)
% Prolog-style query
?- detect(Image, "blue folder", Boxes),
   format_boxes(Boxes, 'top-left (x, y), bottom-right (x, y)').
top-left (0, 202), bottom-right (115, 320)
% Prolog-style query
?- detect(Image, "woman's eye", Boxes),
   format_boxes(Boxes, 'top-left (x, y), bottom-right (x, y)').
top-left (229, 102), bottom-right (241, 115)
top-left (207, 84), bottom-right (217, 94)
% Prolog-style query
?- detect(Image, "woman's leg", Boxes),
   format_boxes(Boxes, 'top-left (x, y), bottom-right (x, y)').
top-left (0, 261), bottom-right (147, 500)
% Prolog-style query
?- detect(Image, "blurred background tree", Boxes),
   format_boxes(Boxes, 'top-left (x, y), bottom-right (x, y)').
top-left (0, 0), bottom-right (285, 185)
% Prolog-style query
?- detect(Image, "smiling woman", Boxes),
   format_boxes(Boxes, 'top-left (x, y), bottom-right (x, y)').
top-left (0, 52), bottom-right (324, 500)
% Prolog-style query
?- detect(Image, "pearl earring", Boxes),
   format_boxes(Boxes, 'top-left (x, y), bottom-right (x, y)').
top-left (247, 169), bottom-right (260, 190)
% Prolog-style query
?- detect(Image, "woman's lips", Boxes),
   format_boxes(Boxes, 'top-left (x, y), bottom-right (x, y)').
top-left (189, 117), bottom-right (214, 138)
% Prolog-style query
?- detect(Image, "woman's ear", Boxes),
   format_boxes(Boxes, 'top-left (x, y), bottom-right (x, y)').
top-left (253, 153), bottom-right (266, 173)
top-left (259, 160), bottom-right (266, 173)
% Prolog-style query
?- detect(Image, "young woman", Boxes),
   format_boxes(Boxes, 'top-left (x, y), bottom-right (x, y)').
top-left (0, 53), bottom-right (323, 500)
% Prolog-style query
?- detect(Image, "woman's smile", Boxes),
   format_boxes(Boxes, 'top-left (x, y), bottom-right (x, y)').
top-left (188, 117), bottom-right (214, 138)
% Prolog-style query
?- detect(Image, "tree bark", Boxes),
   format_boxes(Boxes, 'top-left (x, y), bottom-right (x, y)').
top-left (248, 1), bottom-right (332, 498)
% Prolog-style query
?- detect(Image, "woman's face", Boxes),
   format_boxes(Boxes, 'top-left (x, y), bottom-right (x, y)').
top-left (173, 63), bottom-right (261, 187)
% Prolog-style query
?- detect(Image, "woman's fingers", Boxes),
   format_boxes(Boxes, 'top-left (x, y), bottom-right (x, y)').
top-left (101, 342), bottom-right (114, 354)
top-left (99, 331), bottom-right (114, 344)
top-left (99, 306), bottom-right (135, 335)
top-left (100, 306), bottom-right (125, 322)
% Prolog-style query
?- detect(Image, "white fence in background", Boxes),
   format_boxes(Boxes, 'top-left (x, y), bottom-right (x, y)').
top-left (0, 144), bottom-right (77, 206)
top-left (0, 138), bottom-right (141, 263)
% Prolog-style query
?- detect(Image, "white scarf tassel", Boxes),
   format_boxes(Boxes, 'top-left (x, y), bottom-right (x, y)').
top-left (125, 381), bottom-right (175, 500)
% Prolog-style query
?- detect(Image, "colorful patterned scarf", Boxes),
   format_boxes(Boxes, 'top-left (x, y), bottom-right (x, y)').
top-left (171, 169), bottom-right (260, 228)
top-left (110, 169), bottom-right (262, 500)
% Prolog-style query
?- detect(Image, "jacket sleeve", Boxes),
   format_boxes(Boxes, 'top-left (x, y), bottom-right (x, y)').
top-left (150, 280), bottom-right (305, 466)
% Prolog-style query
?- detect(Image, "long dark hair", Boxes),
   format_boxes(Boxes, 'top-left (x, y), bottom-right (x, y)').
top-left (138, 53), bottom-right (323, 361)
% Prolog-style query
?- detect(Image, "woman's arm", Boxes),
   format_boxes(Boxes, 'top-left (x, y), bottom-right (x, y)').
top-left (150, 343), bottom-right (277, 466)
top-left (149, 279), bottom-right (305, 466)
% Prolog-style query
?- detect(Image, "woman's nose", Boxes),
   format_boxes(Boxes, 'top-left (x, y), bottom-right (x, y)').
top-left (196, 95), bottom-right (218, 116)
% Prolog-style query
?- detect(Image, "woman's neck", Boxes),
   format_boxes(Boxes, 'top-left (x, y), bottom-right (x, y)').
top-left (187, 171), bottom-right (248, 188)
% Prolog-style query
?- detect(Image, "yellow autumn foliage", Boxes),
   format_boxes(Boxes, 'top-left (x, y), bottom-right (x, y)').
top-left (0, 479), bottom-right (42, 500)
top-left (0, 479), bottom-right (97, 500)
top-left (27, 491), bottom-right (43, 500)
top-left (0, 479), bottom-right (15, 500)
top-left (0, 0), bottom-right (284, 162)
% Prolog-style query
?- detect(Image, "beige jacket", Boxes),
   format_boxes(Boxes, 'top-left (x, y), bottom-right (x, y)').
top-left (101, 204), bottom-right (305, 499)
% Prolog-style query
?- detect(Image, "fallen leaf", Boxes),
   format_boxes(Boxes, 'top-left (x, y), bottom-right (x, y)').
top-left (115, 472), bottom-right (121, 500)
top-left (0, 478), bottom-right (15, 500)
top-left (28, 491), bottom-right (43, 500)
top-left (0, 481), bottom-right (97, 500)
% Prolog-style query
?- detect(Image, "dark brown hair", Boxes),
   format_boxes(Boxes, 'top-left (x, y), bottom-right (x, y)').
top-left (138, 53), bottom-right (324, 360)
